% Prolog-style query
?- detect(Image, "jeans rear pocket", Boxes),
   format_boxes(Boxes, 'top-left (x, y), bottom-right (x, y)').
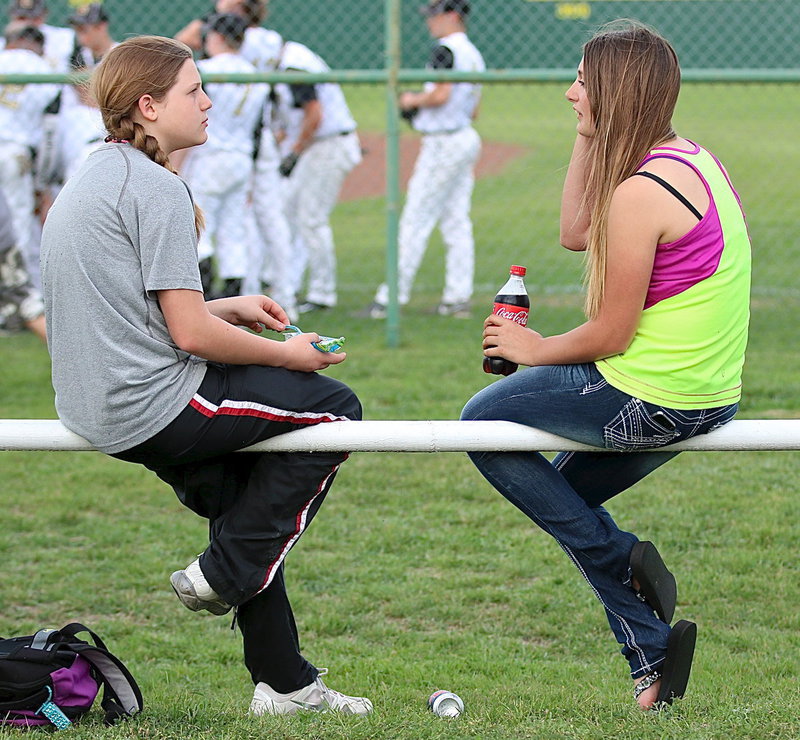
top-left (603, 398), bottom-right (680, 451)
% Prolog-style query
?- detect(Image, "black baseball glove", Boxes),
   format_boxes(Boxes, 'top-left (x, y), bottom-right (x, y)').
top-left (278, 151), bottom-right (300, 177)
top-left (400, 107), bottom-right (419, 123)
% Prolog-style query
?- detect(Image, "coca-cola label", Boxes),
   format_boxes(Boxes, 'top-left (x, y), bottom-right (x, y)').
top-left (493, 302), bottom-right (528, 326)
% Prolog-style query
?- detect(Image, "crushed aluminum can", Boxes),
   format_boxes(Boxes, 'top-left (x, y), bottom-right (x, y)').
top-left (428, 690), bottom-right (464, 718)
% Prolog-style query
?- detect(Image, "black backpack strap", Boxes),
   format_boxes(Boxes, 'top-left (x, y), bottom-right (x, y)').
top-left (58, 623), bottom-right (108, 651)
top-left (57, 624), bottom-right (143, 724)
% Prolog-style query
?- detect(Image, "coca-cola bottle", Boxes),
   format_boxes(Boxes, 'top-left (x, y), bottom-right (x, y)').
top-left (483, 265), bottom-right (530, 376)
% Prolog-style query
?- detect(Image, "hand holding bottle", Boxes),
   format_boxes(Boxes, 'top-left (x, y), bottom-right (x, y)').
top-left (483, 265), bottom-right (530, 375)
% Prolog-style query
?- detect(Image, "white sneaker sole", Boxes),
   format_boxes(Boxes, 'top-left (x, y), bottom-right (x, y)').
top-left (250, 696), bottom-right (373, 716)
top-left (250, 682), bottom-right (373, 716)
top-left (170, 570), bottom-right (232, 616)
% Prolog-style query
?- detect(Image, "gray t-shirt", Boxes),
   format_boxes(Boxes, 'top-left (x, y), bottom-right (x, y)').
top-left (41, 144), bottom-right (207, 453)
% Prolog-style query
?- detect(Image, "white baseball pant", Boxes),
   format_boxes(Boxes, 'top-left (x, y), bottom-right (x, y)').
top-left (283, 132), bottom-right (362, 308)
top-left (185, 149), bottom-right (253, 281)
top-left (251, 128), bottom-right (296, 311)
top-left (375, 126), bottom-right (480, 307)
top-left (0, 142), bottom-right (39, 289)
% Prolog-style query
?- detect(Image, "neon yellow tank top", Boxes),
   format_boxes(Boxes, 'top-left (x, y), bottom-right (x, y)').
top-left (596, 142), bottom-right (751, 409)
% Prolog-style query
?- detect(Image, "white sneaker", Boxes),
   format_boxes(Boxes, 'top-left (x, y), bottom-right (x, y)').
top-left (436, 301), bottom-right (471, 318)
top-left (169, 558), bottom-right (232, 616)
top-left (249, 670), bottom-right (373, 716)
top-left (353, 301), bottom-right (387, 319)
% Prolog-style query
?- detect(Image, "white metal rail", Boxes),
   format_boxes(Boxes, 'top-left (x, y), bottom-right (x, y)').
top-left (1, 419), bottom-right (799, 453)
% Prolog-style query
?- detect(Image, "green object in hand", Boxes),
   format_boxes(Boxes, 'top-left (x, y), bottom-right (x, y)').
top-left (312, 335), bottom-right (346, 353)
top-left (282, 325), bottom-right (346, 353)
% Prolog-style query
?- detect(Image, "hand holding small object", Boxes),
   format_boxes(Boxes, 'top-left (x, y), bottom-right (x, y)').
top-left (282, 325), bottom-right (346, 353)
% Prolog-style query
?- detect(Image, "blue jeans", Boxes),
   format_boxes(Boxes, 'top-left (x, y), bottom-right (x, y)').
top-left (461, 363), bottom-right (737, 677)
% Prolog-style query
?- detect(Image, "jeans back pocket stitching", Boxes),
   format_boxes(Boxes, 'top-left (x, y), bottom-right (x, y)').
top-left (603, 398), bottom-right (680, 451)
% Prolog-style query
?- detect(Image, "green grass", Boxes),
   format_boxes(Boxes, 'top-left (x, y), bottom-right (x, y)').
top-left (1, 83), bottom-right (799, 738)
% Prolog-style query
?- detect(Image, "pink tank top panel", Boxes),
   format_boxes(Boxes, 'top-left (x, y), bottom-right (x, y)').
top-left (637, 142), bottom-right (727, 310)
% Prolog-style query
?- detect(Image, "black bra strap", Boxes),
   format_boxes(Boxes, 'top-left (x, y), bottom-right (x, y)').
top-left (633, 171), bottom-right (703, 220)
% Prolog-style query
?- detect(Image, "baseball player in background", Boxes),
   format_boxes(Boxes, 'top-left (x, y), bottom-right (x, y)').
top-left (179, 13), bottom-right (269, 300)
top-left (11, 0), bottom-right (95, 239)
top-left (274, 41), bottom-right (361, 314)
top-left (235, 1), bottom-right (298, 319)
top-left (239, 0), bottom-right (281, 69)
top-left (173, 0), bottom-right (293, 309)
top-left (0, 186), bottom-right (46, 342)
top-left (46, 60), bottom-right (105, 183)
top-left (361, 0), bottom-right (484, 319)
top-left (61, 4), bottom-right (115, 179)
top-left (0, 23), bottom-right (59, 289)
top-left (68, 3), bottom-right (115, 65)
top-left (35, 4), bottom-right (114, 189)
top-left (1, 0), bottom-right (85, 73)
top-left (174, 0), bottom-right (264, 56)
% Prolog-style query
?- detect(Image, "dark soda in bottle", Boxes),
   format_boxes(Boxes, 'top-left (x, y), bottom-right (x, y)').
top-left (483, 265), bottom-right (530, 376)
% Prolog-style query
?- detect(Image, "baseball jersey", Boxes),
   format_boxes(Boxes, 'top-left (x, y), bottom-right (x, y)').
top-left (41, 23), bottom-right (82, 73)
top-left (275, 41), bottom-right (356, 146)
top-left (0, 48), bottom-right (59, 147)
top-left (597, 142), bottom-right (751, 409)
top-left (241, 26), bottom-right (282, 71)
top-left (57, 99), bottom-right (105, 180)
top-left (413, 31), bottom-right (485, 134)
top-left (0, 24), bottom-right (83, 71)
top-left (197, 53), bottom-right (269, 156)
top-left (41, 144), bottom-right (207, 453)
top-left (241, 27), bottom-right (282, 133)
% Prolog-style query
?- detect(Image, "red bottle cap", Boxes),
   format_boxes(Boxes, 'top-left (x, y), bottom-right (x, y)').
top-left (510, 265), bottom-right (526, 276)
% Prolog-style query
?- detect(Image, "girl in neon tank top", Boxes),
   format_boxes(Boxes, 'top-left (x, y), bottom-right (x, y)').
top-left (462, 20), bottom-right (750, 710)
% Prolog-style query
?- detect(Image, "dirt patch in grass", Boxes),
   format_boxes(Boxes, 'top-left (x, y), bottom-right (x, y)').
top-left (341, 132), bottom-right (528, 201)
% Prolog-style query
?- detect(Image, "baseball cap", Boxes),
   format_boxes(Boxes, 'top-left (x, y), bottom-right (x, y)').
top-left (68, 3), bottom-right (109, 26)
top-left (7, 0), bottom-right (46, 18)
top-left (204, 12), bottom-right (248, 47)
top-left (419, 0), bottom-right (470, 18)
top-left (4, 20), bottom-right (44, 46)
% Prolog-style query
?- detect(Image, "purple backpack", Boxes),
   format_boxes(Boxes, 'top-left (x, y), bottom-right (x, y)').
top-left (0, 623), bottom-right (142, 730)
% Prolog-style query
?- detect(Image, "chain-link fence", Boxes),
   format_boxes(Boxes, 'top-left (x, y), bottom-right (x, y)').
top-left (1, 0), bottom-right (797, 69)
top-left (0, 0), bottom-right (797, 342)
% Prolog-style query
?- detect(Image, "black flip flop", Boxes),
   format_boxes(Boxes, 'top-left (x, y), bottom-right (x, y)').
top-left (656, 619), bottom-right (697, 705)
top-left (630, 541), bottom-right (677, 624)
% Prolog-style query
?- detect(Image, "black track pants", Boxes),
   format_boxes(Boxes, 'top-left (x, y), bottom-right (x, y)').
top-left (113, 362), bottom-right (362, 691)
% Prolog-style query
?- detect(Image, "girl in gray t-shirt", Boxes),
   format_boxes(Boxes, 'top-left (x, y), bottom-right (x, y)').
top-left (40, 35), bottom-right (372, 718)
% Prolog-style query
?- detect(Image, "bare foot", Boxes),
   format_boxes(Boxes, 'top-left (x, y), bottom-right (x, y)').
top-left (633, 674), bottom-right (660, 710)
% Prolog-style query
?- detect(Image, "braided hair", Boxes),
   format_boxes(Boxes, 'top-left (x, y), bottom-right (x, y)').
top-left (91, 36), bottom-right (204, 235)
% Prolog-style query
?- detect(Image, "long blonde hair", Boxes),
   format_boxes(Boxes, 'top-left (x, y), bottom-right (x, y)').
top-left (581, 21), bottom-right (680, 318)
top-left (91, 36), bottom-right (204, 236)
